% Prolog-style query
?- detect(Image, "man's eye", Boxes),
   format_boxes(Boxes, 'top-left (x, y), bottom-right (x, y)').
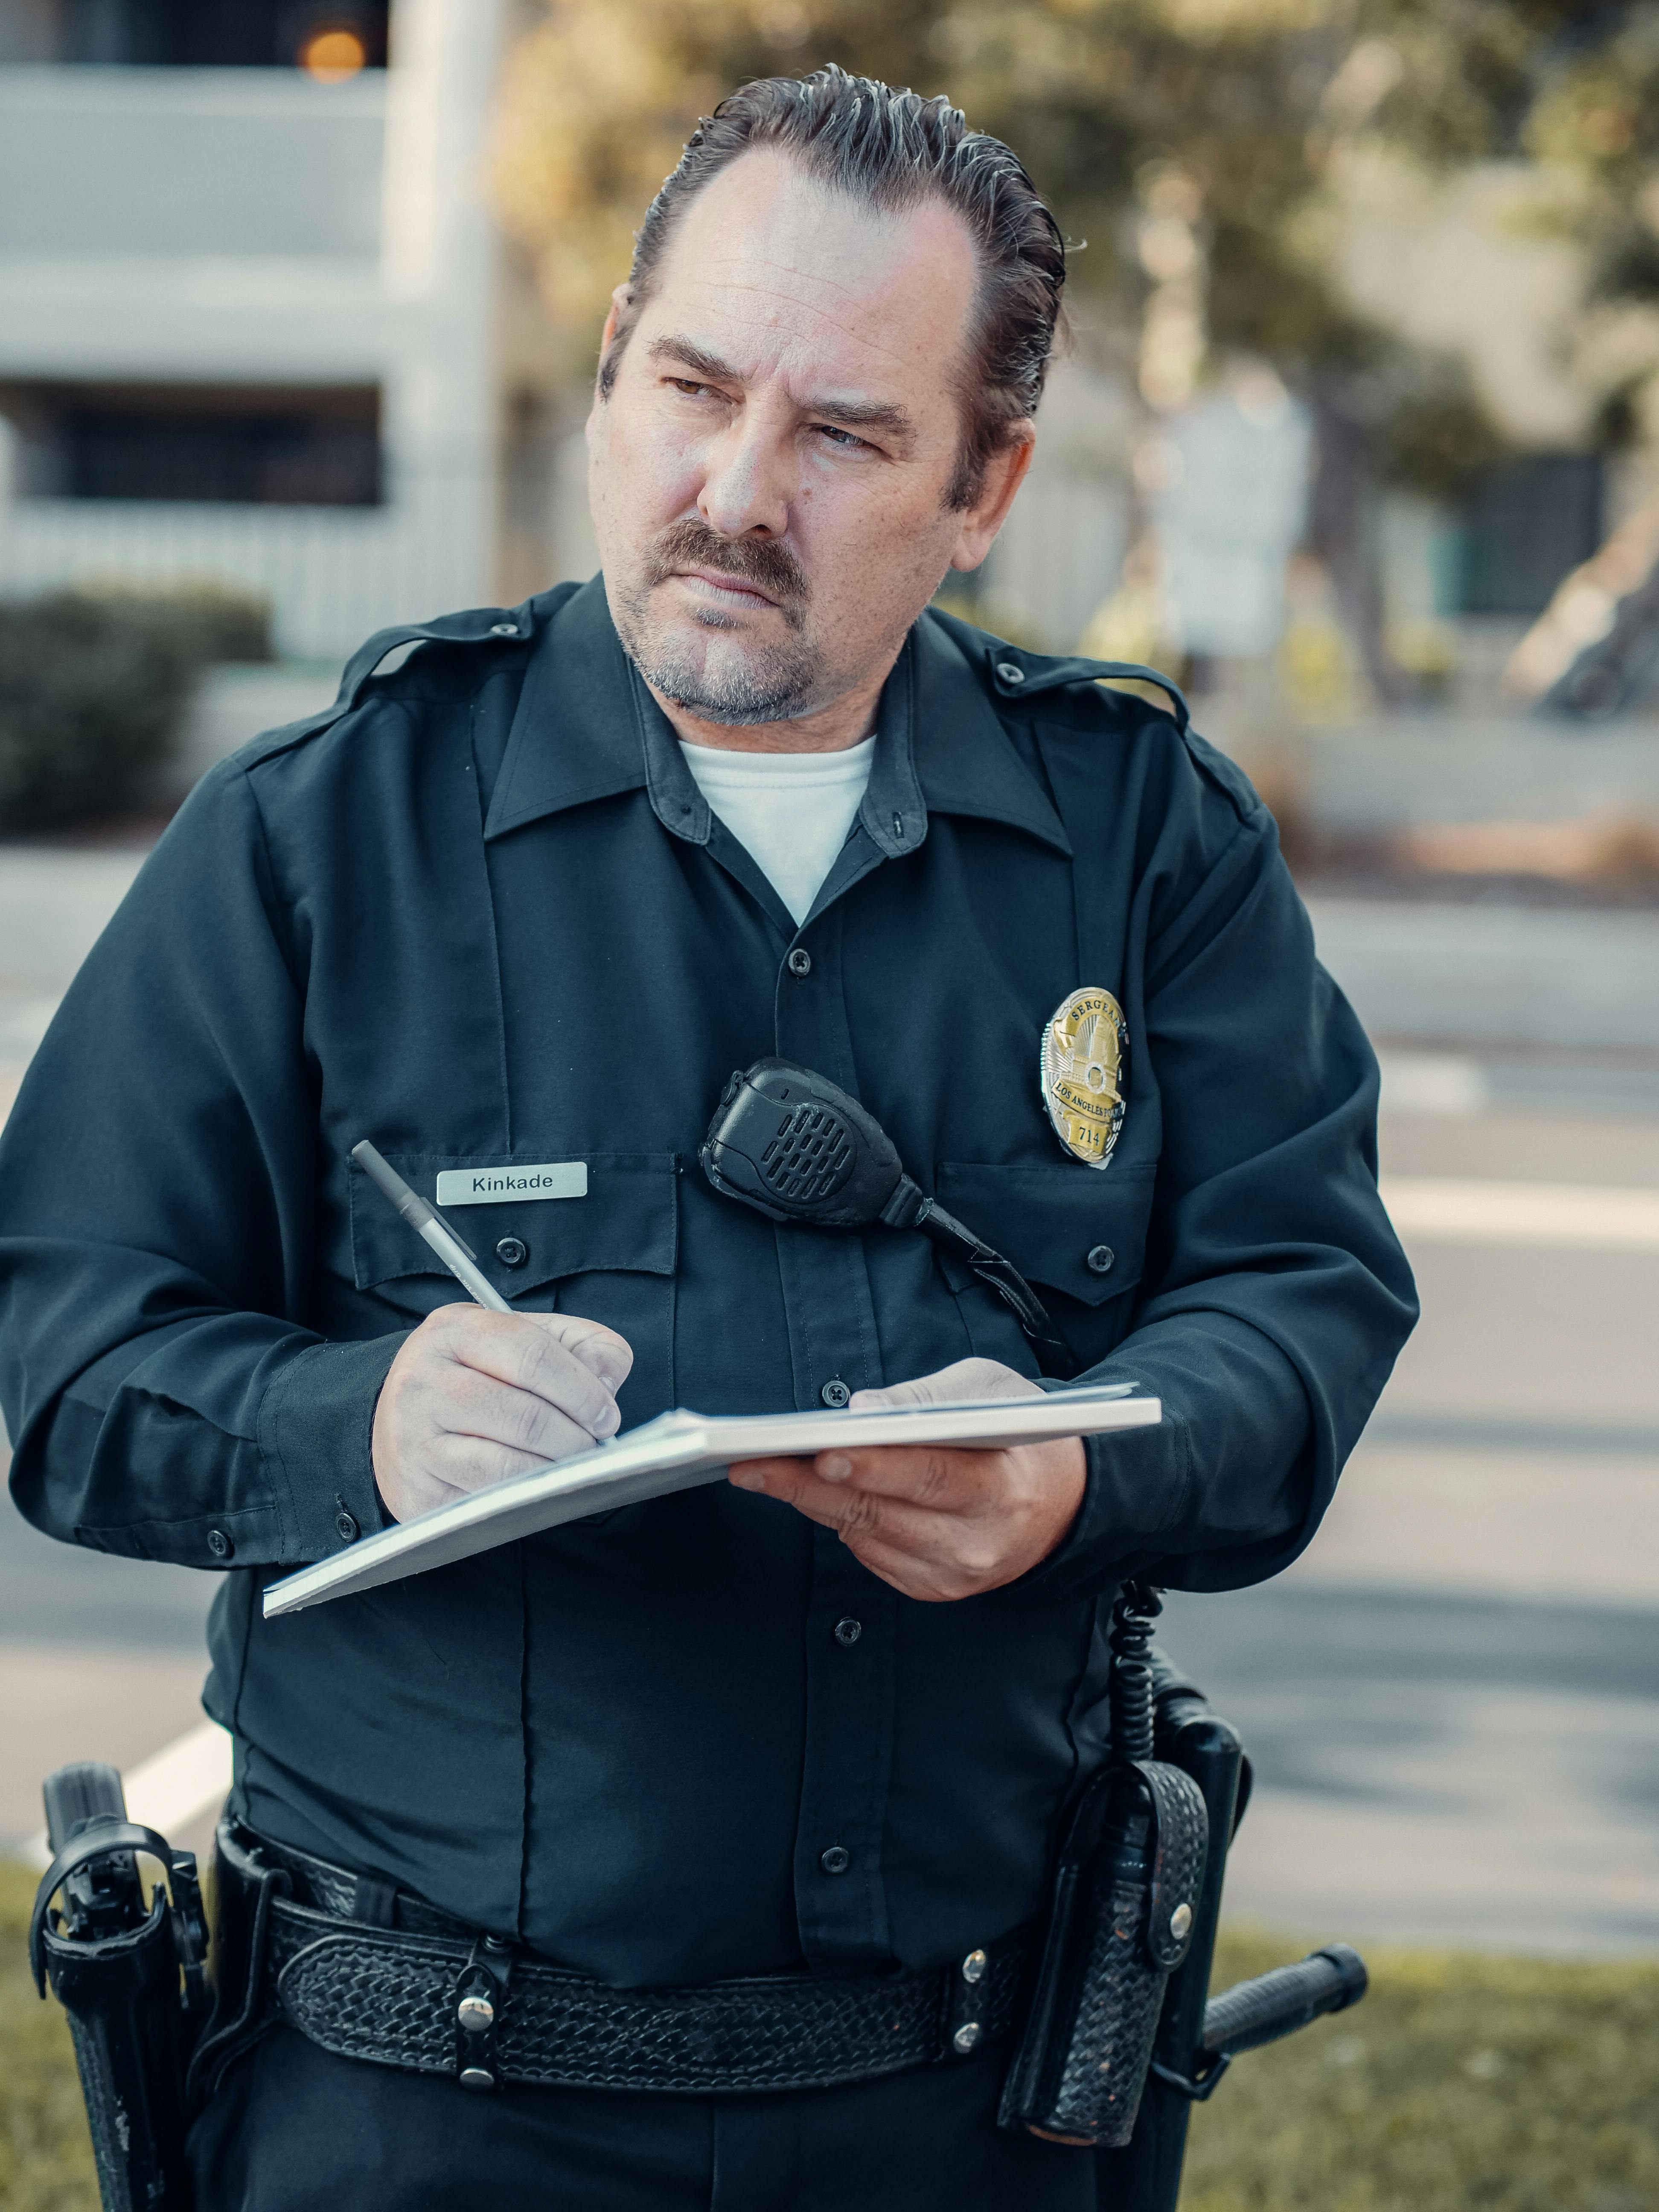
top-left (815, 424), bottom-right (871, 451)
top-left (667, 378), bottom-right (716, 398)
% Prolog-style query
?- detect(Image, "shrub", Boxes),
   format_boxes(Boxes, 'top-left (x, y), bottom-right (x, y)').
top-left (0, 585), bottom-right (271, 832)
top-left (90, 581), bottom-right (274, 670)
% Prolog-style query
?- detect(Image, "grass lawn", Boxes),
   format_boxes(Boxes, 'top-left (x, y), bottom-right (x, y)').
top-left (3, 1860), bottom-right (1657, 2209)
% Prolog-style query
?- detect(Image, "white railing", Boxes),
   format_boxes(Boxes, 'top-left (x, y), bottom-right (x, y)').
top-left (0, 487), bottom-right (490, 657)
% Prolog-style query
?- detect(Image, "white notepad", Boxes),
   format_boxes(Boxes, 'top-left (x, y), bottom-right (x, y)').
top-left (264, 1383), bottom-right (1161, 1617)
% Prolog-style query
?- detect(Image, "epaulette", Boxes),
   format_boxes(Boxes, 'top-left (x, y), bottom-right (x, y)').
top-left (235, 589), bottom-right (568, 769)
top-left (332, 604), bottom-right (530, 707)
top-left (982, 645), bottom-right (1190, 733)
top-left (926, 608), bottom-right (1190, 733)
top-left (927, 609), bottom-right (1266, 828)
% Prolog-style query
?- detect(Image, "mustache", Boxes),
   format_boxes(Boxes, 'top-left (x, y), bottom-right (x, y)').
top-left (644, 518), bottom-right (809, 612)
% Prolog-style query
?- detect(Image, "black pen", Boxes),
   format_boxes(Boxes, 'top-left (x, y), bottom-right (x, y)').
top-left (351, 1140), bottom-right (514, 1314)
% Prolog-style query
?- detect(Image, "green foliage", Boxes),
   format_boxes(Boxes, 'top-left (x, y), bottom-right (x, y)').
top-left (0, 587), bottom-right (269, 833)
top-left (0, 1863), bottom-right (96, 2212)
top-left (1357, 1), bottom-right (1594, 168)
top-left (6, 1869), bottom-right (1659, 2212)
top-left (492, 0), bottom-right (1518, 489)
top-left (1361, 2), bottom-right (1659, 368)
top-left (492, 0), bottom-right (1386, 371)
top-left (1380, 358), bottom-right (1513, 498)
top-left (493, 0), bottom-right (1659, 495)
top-left (1185, 1924), bottom-right (1659, 2212)
top-left (96, 584), bottom-right (274, 673)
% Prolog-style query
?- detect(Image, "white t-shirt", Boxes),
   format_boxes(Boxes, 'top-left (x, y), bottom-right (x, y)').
top-left (678, 735), bottom-right (877, 927)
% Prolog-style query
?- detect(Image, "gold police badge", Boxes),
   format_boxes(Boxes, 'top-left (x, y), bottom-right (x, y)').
top-left (1040, 987), bottom-right (1128, 1168)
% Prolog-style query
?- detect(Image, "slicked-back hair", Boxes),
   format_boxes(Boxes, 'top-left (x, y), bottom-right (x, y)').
top-left (599, 65), bottom-right (1066, 510)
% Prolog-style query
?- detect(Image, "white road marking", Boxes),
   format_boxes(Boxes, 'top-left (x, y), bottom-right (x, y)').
top-left (1381, 1176), bottom-right (1659, 1252)
top-left (1377, 1051), bottom-right (1490, 1118)
top-left (19, 1718), bottom-right (232, 1873)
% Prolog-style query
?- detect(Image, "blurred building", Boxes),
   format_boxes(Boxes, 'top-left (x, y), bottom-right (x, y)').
top-left (0, 0), bottom-right (564, 658)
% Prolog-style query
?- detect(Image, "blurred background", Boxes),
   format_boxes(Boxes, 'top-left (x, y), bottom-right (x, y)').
top-left (2, 2), bottom-right (1659, 2200)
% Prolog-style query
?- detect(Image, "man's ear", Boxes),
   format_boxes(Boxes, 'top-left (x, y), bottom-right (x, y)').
top-left (587, 286), bottom-right (635, 445)
top-left (594, 285), bottom-right (634, 398)
top-left (948, 424), bottom-right (1036, 573)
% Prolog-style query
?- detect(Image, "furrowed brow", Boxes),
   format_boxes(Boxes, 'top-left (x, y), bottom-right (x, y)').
top-left (802, 395), bottom-right (915, 442)
top-left (647, 337), bottom-right (742, 385)
top-left (647, 335), bottom-right (915, 445)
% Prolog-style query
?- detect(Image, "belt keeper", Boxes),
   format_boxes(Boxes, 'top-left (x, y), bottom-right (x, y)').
top-left (940, 1943), bottom-right (990, 2059)
top-left (453, 1934), bottom-right (514, 2093)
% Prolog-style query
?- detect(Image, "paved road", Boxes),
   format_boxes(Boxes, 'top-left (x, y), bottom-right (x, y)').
top-left (3, 841), bottom-right (1658, 1960)
top-left (1308, 898), bottom-right (1659, 1119)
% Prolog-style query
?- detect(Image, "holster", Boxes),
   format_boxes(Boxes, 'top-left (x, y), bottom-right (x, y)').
top-left (29, 1788), bottom-right (211, 2212)
top-left (998, 1587), bottom-right (1210, 2148)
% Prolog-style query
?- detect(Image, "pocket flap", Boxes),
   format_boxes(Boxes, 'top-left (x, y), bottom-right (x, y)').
top-left (350, 1151), bottom-right (678, 1298)
top-left (932, 1161), bottom-right (1154, 1308)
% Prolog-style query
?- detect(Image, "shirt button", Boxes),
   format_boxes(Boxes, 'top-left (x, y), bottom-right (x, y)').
top-left (1086, 1244), bottom-right (1116, 1274)
top-left (495, 1237), bottom-right (528, 1268)
top-left (786, 947), bottom-right (812, 977)
top-left (996, 661), bottom-right (1026, 684)
top-left (335, 1510), bottom-right (360, 1544)
top-left (820, 1378), bottom-right (851, 1409)
top-left (833, 1617), bottom-right (862, 1647)
top-left (489, 621), bottom-right (520, 637)
top-left (819, 1845), bottom-right (851, 1876)
top-left (207, 1528), bottom-right (233, 1560)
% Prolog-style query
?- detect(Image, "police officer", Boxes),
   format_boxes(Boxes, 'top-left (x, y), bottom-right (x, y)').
top-left (0, 67), bottom-right (1414, 2212)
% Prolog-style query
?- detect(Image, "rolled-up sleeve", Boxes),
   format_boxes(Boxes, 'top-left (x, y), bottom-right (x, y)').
top-left (0, 760), bottom-right (394, 1569)
top-left (1036, 792), bottom-right (1417, 1595)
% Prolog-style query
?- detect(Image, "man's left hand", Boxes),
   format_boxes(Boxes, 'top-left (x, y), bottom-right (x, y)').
top-left (728, 1358), bottom-right (1086, 1602)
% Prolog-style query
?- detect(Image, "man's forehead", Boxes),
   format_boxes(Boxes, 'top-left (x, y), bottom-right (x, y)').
top-left (640, 150), bottom-right (977, 383)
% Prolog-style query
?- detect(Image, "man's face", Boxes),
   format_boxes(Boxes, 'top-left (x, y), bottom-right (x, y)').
top-left (587, 150), bottom-right (1024, 730)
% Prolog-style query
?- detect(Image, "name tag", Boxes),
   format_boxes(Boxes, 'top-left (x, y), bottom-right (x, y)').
top-left (435, 1162), bottom-right (588, 1207)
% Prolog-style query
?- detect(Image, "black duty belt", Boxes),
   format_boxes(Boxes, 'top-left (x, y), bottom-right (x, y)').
top-left (213, 1822), bottom-right (1030, 2098)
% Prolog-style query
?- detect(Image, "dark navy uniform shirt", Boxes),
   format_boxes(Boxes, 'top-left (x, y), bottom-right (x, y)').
top-left (0, 578), bottom-right (1415, 1985)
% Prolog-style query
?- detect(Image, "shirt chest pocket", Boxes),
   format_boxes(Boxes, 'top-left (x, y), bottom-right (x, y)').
top-left (931, 1160), bottom-right (1156, 1376)
top-left (349, 1152), bottom-right (679, 1426)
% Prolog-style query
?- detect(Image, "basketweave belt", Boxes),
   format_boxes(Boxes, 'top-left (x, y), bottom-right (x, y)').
top-left (216, 1823), bottom-right (1032, 2097)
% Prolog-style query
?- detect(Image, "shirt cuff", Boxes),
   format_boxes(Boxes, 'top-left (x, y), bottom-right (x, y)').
top-left (1023, 1393), bottom-right (1189, 1598)
top-left (256, 1333), bottom-right (406, 1564)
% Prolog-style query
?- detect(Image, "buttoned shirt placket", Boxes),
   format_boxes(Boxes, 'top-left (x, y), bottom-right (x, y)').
top-left (633, 657), bottom-right (930, 1965)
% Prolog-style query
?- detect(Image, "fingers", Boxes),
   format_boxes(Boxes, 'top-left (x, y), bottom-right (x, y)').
top-left (847, 1358), bottom-right (1042, 1413)
top-left (424, 1426), bottom-right (584, 1490)
top-left (425, 1305), bottom-right (628, 1441)
top-left (737, 1442), bottom-right (991, 1510)
top-left (427, 1356), bottom-right (613, 1463)
top-left (728, 1432), bottom-right (1087, 1604)
top-left (519, 1309), bottom-right (634, 1392)
top-left (373, 1304), bottom-right (635, 1524)
top-left (728, 1455), bottom-right (1026, 1602)
top-left (734, 1457), bottom-right (958, 1552)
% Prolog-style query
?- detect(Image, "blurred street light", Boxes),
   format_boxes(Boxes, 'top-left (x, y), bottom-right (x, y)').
top-left (300, 26), bottom-right (370, 82)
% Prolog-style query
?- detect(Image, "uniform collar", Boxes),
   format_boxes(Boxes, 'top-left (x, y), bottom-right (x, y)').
top-left (906, 612), bottom-right (1071, 855)
top-left (483, 573), bottom-right (1070, 858)
top-left (484, 577), bottom-right (645, 841)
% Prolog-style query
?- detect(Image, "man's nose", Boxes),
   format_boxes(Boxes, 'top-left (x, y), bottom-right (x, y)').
top-left (697, 413), bottom-right (794, 540)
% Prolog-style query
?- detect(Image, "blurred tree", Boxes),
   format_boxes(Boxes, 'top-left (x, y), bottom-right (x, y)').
top-left (497, 0), bottom-right (1601, 689)
top-left (494, 0), bottom-right (1393, 383)
top-left (1359, 1), bottom-right (1659, 419)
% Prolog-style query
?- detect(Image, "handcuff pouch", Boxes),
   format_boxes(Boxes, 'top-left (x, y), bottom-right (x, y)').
top-left (999, 1755), bottom-right (1208, 2147)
